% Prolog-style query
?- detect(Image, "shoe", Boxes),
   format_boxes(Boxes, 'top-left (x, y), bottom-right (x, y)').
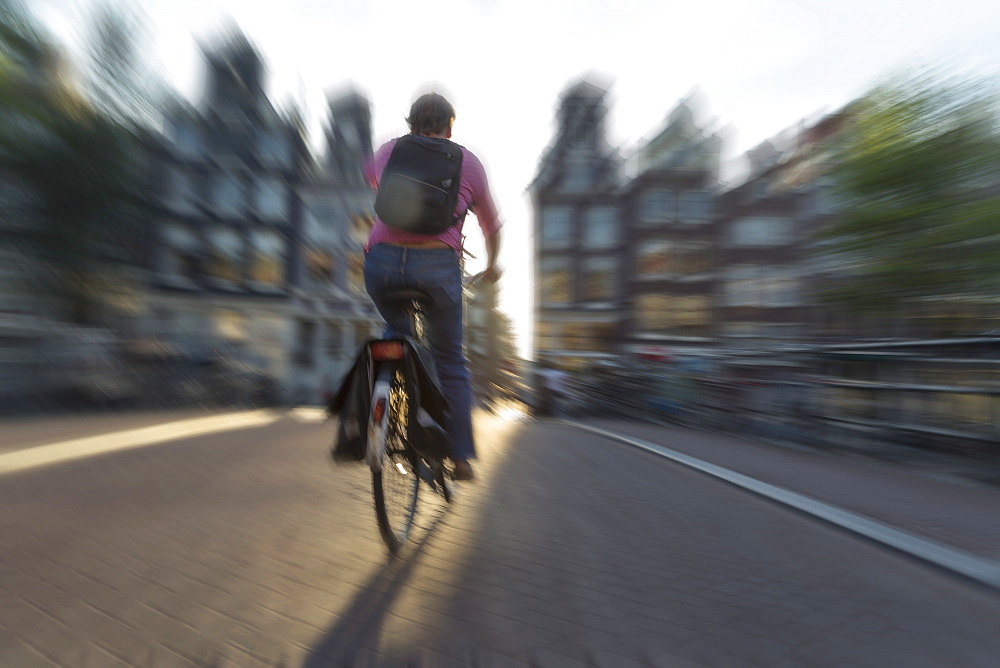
top-left (452, 460), bottom-right (475, 481)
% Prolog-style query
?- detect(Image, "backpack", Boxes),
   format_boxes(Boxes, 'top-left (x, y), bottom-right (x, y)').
top-left (374, 135), bottom-right (464, 235)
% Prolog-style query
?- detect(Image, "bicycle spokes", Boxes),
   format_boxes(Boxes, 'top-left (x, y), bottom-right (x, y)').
top-left (366, 380), bottom-right (392, 471)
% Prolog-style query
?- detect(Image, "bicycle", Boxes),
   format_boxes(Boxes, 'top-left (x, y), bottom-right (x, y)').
top-left (367, 287), bottom-right (456, 555)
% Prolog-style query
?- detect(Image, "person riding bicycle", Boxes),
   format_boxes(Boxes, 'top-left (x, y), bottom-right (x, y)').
top-left (362, 91), bottom-right (502, 482)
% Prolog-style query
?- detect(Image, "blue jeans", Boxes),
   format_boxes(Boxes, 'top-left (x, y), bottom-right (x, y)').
top-left (363, 244), bottom-right (475, 461)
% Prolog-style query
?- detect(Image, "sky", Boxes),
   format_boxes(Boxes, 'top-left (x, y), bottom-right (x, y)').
top-left (33, 0), bottom-right (1000, 357)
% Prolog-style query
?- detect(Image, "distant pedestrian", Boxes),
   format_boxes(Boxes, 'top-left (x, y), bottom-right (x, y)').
top-left (536, 364), bottom-right (570, 417)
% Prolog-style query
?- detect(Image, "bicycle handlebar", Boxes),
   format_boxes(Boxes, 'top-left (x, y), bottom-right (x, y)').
top-left (464, 267), bottom-right (502, 287)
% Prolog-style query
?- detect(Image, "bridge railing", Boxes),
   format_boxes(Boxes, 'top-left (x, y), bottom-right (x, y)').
top-left (562, 370), bottom-right (1000, 456)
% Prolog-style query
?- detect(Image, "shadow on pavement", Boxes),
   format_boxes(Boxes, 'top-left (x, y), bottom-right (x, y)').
top-left (303, 497), bottom-right (453, 665)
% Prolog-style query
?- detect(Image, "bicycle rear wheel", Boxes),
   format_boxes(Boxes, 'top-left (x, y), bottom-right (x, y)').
top-left (372, 369), bottom-right (419, 554)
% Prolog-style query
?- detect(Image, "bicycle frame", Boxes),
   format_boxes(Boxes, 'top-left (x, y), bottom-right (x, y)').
top-left (366, 294), bottom-right (455, 553)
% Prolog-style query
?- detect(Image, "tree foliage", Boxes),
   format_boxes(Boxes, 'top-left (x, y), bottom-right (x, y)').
top-left (84, 2), bottom-right (162, 131)
top-left (0, 0), bottom-right (151, 323)
top-left (822, 70), bottom-right (1000, 311)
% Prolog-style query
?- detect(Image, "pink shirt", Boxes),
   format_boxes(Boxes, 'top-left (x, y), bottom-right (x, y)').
top-left (363, 137), bottom-right (502, 252)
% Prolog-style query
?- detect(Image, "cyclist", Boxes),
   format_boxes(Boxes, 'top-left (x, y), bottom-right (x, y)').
top-left (362, 92), bottom-right (503, 482)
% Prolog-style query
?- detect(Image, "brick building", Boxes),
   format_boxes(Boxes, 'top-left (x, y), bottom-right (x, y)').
top-left (144, 34), bottom-right (381, 403)
top-left (529, 81), bottom-right (625, 368)
top-left (529, 80), bottom-right (883, 367)
top-left (529, 81), bottom-right (722, 367)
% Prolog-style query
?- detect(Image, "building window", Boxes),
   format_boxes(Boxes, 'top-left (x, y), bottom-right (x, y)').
top-left (536, 321), bottom-right (561, 353)
top-left (725, 266), bottom-right (800, 306)
top-left (583, 206), bottom-right (618, 248)
top-left (258, 131), bottom-right (292, 168)
top-left (256, 176), bottom-right (287, 220)
top-left (206, 226), bottom-right (243, 282)
top-left (305, 248), bottom-right (333, 285)
top-left (562, 322), bottom-right (594, 351)
top-left (761, 271), bottom-right (801, 306)
top-left (590, 323), bottom-right (616, 352)
top-left (679, 190), bottom-right (711, 223)
top-left (213, 172), bottom-right (245, 217)
top-left (539, 257), bottom-right (572, 305)
top-left (639, 189), bottom-right (674, 224)
top-left (250, 230), bottom-right (285, 285)
top-left (540, 206), bottom-right (573, 249)
top-left (160, 223), bottom-right (200, 280)
top-left (725, 322), bottom-right (763, 338)
top-left (248, 315), bottom-right (286, 363)
top-left (635, 294), bottom-right (710, 335)
top-left (636, 294), bottom-right (672, 332)
top-left (303, 210), bottom-right (324, 243)
top-left (326, 322), bottom-right (342, 357)
top-left (730, 217), bottom-right (792, 246)
top-left (674, 295), bottom-right (711, 336)
top-left (555, 322), bottom-right (615, 353)
top-left (726, 266), bottom-right (759, 306)
top-left (214, 309), bottom-right (248, 342)
top-left (582, 257), bottom-right (616, 302)
top-left (676, 242), bottom-right (711, 276)
top-left (637, 240), bottom-right (673, 278)
top-left (294, 320), bottom-right (316, 366)
top-left (166, 167), bottom-right (199, 215)
top-left (742, 323), bottom-right (793, 340)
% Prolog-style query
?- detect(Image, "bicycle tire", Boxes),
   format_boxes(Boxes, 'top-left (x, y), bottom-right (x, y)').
top-left (372, 368), bottom-right (419, 554)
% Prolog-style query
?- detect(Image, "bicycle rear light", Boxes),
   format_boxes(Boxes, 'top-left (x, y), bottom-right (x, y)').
top-left (372, 397), bottom-right (387, 424)
top-left (371, 341), bottom-right (404, 360)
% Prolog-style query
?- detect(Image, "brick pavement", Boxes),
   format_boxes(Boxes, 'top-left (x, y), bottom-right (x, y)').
top-left (0, 411), bottom-right (998, 666)
top-left (0, 408), bottom-right (234, 453)
top-left (340, 417), bottom-right (1000, 666)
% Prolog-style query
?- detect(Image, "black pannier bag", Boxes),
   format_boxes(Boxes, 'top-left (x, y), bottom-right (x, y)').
top-left (327, 339), bottom-right (451, 463)
top-left (374, 135), bottom-right (464, 235)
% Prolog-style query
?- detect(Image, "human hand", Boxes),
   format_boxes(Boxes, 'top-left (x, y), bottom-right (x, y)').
top-left (482, 265), bottom-right (503, 283)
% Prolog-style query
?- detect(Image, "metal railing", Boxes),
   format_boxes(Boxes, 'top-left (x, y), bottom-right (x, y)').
top-left (555, 369), bottom-right (1000, 456)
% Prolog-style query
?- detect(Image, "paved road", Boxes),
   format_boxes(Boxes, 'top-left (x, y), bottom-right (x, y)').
top-left (1, 409), bottom-right (998, 666)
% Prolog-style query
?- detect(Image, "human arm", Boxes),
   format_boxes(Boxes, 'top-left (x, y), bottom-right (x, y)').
top-left (465, 150), bottom-right (503, 282)
top-left (483, 227), bottom-right (502, 283)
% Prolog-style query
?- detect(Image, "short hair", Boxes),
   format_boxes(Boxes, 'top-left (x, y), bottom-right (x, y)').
top-left (405, 93), bottom-right (455, 135)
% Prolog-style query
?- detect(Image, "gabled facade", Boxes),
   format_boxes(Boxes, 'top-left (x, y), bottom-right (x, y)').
top-left (529, 81), bottom-right (625, 367)
top-left (144, 34), bottom-right (381, 403)
top-left (713, 109), bottom-right (861, 348)
top-left (529, 83), bottom-right (927, 367)
top-left (621, 102), bottom-right (722, 358)
top-left (529, 81), bottom-right (722, 367)
top-left (713, 137), bottom-right (813, 347)
top-left (293, 90), bottom-right (382, 399)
